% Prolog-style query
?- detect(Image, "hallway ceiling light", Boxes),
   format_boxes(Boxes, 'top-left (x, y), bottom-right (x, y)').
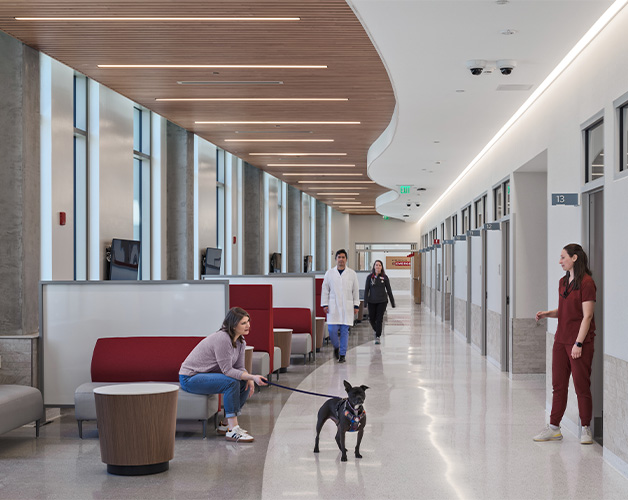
top-left (226, 139), bottom-right (334, 143)
top-left (250, 153), bottom-right (346, 156)
top-left (157, 97), bottom-right (347, 101)
top-left (178, 81), bottom-right (284, 85)
top-left (267, 163), bottom-right (354, 167)
top-left (316, 193), bottom-right (360, 195)
top-left (333, 202), bottom-right (360, 204)
top-left (326, 197), bottom-right (356, 200)
top-left (99, 64), bottom-right (327, 69)
top-left (306, 186), bottom-right (367, 189)
top-left (283, 173), bottom-right (362, 176)
top-left (196, 121), bottom-right (360, 124)
top-left (16, 16), bottom-right (301, 22)
top-left (298, 181), bottom-right (374, 183)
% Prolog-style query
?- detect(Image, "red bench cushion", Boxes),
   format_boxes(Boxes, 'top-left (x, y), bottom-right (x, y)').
top-left (91, 336), bottom-right (204, 382)
top-left (273, 307), bottom-right (312, 334)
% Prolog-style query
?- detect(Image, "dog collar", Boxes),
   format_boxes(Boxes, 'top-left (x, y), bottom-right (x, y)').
top-left (343, 399), bottom-right (365, 432)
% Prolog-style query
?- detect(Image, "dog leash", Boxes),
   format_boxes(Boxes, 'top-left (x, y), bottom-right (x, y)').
top-left (266, 380), bottom-right (339, 399)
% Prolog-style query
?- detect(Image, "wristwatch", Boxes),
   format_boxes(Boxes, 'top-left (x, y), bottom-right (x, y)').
top-left (575, 342), bottom-right (583, 348)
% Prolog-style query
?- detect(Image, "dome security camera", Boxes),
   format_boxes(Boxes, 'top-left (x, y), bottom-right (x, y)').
top-left (497, 59), bottom-right (516, 75)
top-left (466, 59), bottom-right (487, 76)
top-left (415, 203), bottom-right (420, 207)
top-left (406, 202), bottom-right (411, 208)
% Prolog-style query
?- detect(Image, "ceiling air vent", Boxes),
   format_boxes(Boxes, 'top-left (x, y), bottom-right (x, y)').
top-left (496, 84), bottom-right (533, 91)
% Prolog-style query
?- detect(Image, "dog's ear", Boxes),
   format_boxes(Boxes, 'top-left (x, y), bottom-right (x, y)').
top-left (360, 385), bottom-right (369, 391)
top-left (343, 380), bottom-right (352, 391)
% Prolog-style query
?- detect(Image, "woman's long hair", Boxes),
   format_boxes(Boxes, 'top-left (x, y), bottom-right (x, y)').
top-left (563, 243), bottom-right (592, 290)
top-left (371, 259), bottom-right (387, 278)
top-left (221, 307), bottom-right (250, 347)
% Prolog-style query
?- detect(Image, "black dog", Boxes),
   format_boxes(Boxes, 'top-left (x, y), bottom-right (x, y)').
top-left (314, 380), bottom-right (368, 462)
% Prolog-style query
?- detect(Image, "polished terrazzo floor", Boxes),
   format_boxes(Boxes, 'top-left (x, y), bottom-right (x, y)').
top-left (1, 292), bottom-right (628, 499)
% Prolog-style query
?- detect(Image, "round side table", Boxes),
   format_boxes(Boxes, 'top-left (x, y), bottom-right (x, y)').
top-left (94, 383), bottom-right (178, 476)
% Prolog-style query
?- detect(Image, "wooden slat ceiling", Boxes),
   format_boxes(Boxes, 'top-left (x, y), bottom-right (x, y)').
top-left (0, 1), bottom-right (396, 214)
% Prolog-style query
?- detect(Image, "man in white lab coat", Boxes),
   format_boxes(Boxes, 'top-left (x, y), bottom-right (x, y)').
top-left (321, 249), bottom-right (360, 363)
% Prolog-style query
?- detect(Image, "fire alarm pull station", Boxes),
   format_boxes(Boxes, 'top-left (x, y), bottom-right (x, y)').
top-left (59, 212), bottom-right (66, 226)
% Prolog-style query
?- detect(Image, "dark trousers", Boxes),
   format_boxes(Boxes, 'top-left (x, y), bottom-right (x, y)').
top-left (550, 341), bottom-right (594, 427)
top-left (367, 302), bottom-right (387, 338)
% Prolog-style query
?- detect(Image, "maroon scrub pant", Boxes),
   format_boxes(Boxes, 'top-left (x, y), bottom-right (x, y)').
top-left (550, 341), bottom-right (594, 427)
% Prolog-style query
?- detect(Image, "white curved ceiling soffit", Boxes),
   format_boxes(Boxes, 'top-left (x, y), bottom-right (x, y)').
top-left (350, 0), bottom-right (615, 223)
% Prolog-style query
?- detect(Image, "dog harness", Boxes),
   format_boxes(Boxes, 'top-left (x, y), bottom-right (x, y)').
top-left (339, 399), bottom-right (365, 432)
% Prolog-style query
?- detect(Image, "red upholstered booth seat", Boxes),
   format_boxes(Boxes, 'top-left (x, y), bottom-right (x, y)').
top-left (315, 278), bottom-right (325, 318)
top-left (273, 307), bottom-right (313, 345)
top-left (229, 284), bottom-right (274, 369)
top-left (91, 336), bottom-right (204, 383)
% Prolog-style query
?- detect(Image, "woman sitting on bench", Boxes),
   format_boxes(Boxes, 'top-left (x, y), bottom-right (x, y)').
top-left (179, 307), bottom-right (267, 443)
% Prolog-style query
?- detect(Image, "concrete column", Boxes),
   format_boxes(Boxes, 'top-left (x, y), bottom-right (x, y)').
top-left (287, 185), bottom-right (302, 273)
top-left (0, 32), bottom-right (40, 384)
top-left (243, 162), bottom-right (263, 274)
top-left (166, 121), bottom-right (194, 280)
top-left (315, 200), bottom-right (327, 271)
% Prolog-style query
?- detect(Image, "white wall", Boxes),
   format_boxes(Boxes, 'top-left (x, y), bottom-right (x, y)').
top-left (453, 240), bottom-right (467, 300)
top-left (486, 229), bottom-right (502, 313)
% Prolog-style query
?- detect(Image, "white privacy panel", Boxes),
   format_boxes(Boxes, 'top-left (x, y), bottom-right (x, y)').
top-left (40, 281), bottom-right (228, 405)
top-left (471, 236), bottom-right (483, 306)
top-left (486, 229), bottom-right (502, 313)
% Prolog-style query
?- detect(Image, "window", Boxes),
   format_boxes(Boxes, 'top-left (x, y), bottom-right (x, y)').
top-left (504, 180), bottom-right (510, 215)
top-left (474, 195), bottom-right (486, 228)
top-left (133, 106), bottom-right (151, 279)
top-left (584, 119), bottom-right (604, 182)
top-left (452, 214), bottom-right (458, 237)
top-left (620, 103), bottom-right (628, 172)
top-left (73, 74), bottom-right (88, 280)
top-left (216, 149), bottom-right (225, 252)
top-left (494, 185), bottom-right (503, 220)
top-left (461, 205), bottom-right (471, 233)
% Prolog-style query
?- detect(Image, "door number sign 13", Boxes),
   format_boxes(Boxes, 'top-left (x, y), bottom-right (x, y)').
top-left (552, 193), bottom-right (579, 206)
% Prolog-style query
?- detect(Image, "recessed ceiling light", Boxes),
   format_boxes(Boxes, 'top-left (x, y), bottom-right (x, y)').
top-left (316, 193), bottom-right (360, 195)
top-left (283, 173), bottom-right (363, 176)
top-left (16, 16), bottom-right (301, 21)
top-left (157, 97), bottom-right (347, 101)
top-left (99, 64), bottom-right (327, 69)
top-left (196, 121), bottom-right (360, 124)
top-left (250, 153), bottom-right (346, 156)
top-left (268, 164), bottom-right (355, 167)
top-left (226, 139), bottom-right (334, 143)
top-left (178, 81), bottom-right (284, 85)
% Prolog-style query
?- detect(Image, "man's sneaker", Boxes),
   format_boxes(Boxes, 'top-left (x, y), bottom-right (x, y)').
top-left (338, 355), bottom-right (346, 363)
top-left (581, 426), bottom-right (593, 445)
top-left (334, 347), bottom-right (339, 360)
top-left (533, 425), bottom-right (563, 442)
top-left (375, 337), bottom-right (381, 345)
top-left (225, 425), bottom-right (254, 443)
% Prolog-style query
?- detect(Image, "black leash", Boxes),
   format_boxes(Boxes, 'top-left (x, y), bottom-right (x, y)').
top-left (266, 380), bottom-right (339, 399)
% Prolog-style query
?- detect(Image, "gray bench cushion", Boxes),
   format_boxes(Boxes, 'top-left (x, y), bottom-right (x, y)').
top-left (0, 385), bottom-right (44, 436)
top-left (291, 333), bottom-right (312, 355)
top-left (252, 351), bottom-right (270, 377)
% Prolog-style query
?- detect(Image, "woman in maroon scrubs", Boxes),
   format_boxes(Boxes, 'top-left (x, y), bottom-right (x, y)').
top-left (533, 243), bottom-right (596, 445)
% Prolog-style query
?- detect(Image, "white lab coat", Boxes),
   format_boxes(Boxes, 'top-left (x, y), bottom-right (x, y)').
top-left (321, 266), bottom-right (360, 326)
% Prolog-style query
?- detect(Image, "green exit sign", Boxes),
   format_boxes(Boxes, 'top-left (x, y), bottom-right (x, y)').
top-left (383, 216), bottom-right (389, 220)
top-left (400, 186), bottom-right (411, 194)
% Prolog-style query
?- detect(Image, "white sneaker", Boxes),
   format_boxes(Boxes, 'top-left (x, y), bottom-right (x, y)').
top-left (225, 425), bottom-right (254, 443)
top-left (217, 420), bottom-right (247, 435)
top-left (533, 425), bottom-right (563, 442)
top-left (581, 426), bottom-right (593, 445)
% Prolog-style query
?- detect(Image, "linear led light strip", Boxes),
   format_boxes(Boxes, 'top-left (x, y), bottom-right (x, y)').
top-left (316, 193), bottom-right (361, 195)
top-left (420, 0), bottom-right (628, 224)
top-left (305, 186), bottom-right (367, 190)
top-left (251, 153), bottom-right (346, 156)
top-left (333, 202), bottom-right (361, 205)
top-left (284, 173), bottom-right (362, 177)
top-left (197, 121), bottom-right (359, 125)
top-left (158, 98), bottom-right (347, 101)
top-left (298, 181), bottom-right (374, 184)
top-left (227, 140), bottom-right (335, 143)
top-left (17, 17), bottom-right (301, 21)
top-left (268, 164), bottom-right (355, 167)
top-left (100, 64), bottom-right (326, 69)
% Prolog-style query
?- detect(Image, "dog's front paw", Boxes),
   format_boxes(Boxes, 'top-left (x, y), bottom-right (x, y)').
top-left (355, 451), bottom-right (362, 459)
top-left (314, 447), bottom-right (319, 453)
top-left (341, 455), bottom-right (348, 462)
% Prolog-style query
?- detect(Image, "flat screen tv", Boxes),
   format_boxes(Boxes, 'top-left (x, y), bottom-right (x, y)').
top-left (108, 238), bottom-right (141, 280)
top-left (203, 247), bottom-right (222, 275)
top-left (270, 252), bottom-right (282, 273)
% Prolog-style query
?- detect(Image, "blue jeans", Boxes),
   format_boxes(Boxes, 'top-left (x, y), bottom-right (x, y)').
top-left (179, 373), bottom-right (249, 418)
top-left (328, 324), bottom-right (350, 356)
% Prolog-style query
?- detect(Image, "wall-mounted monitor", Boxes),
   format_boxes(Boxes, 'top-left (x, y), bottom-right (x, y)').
top-left (304, 255), bottom-right (313, 273)
top-left (203, 247), bottom-right (222, 276)
top-left (107, 239), bottom-right (140, 280)
top-left (270, 252), bottom-right (282, 273)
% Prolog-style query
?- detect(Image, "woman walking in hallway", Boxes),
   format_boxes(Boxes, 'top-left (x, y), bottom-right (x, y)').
top-left (364, 259), bottom-right (395, 345)
top-left (534, 243), bottom-right (596, 445)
